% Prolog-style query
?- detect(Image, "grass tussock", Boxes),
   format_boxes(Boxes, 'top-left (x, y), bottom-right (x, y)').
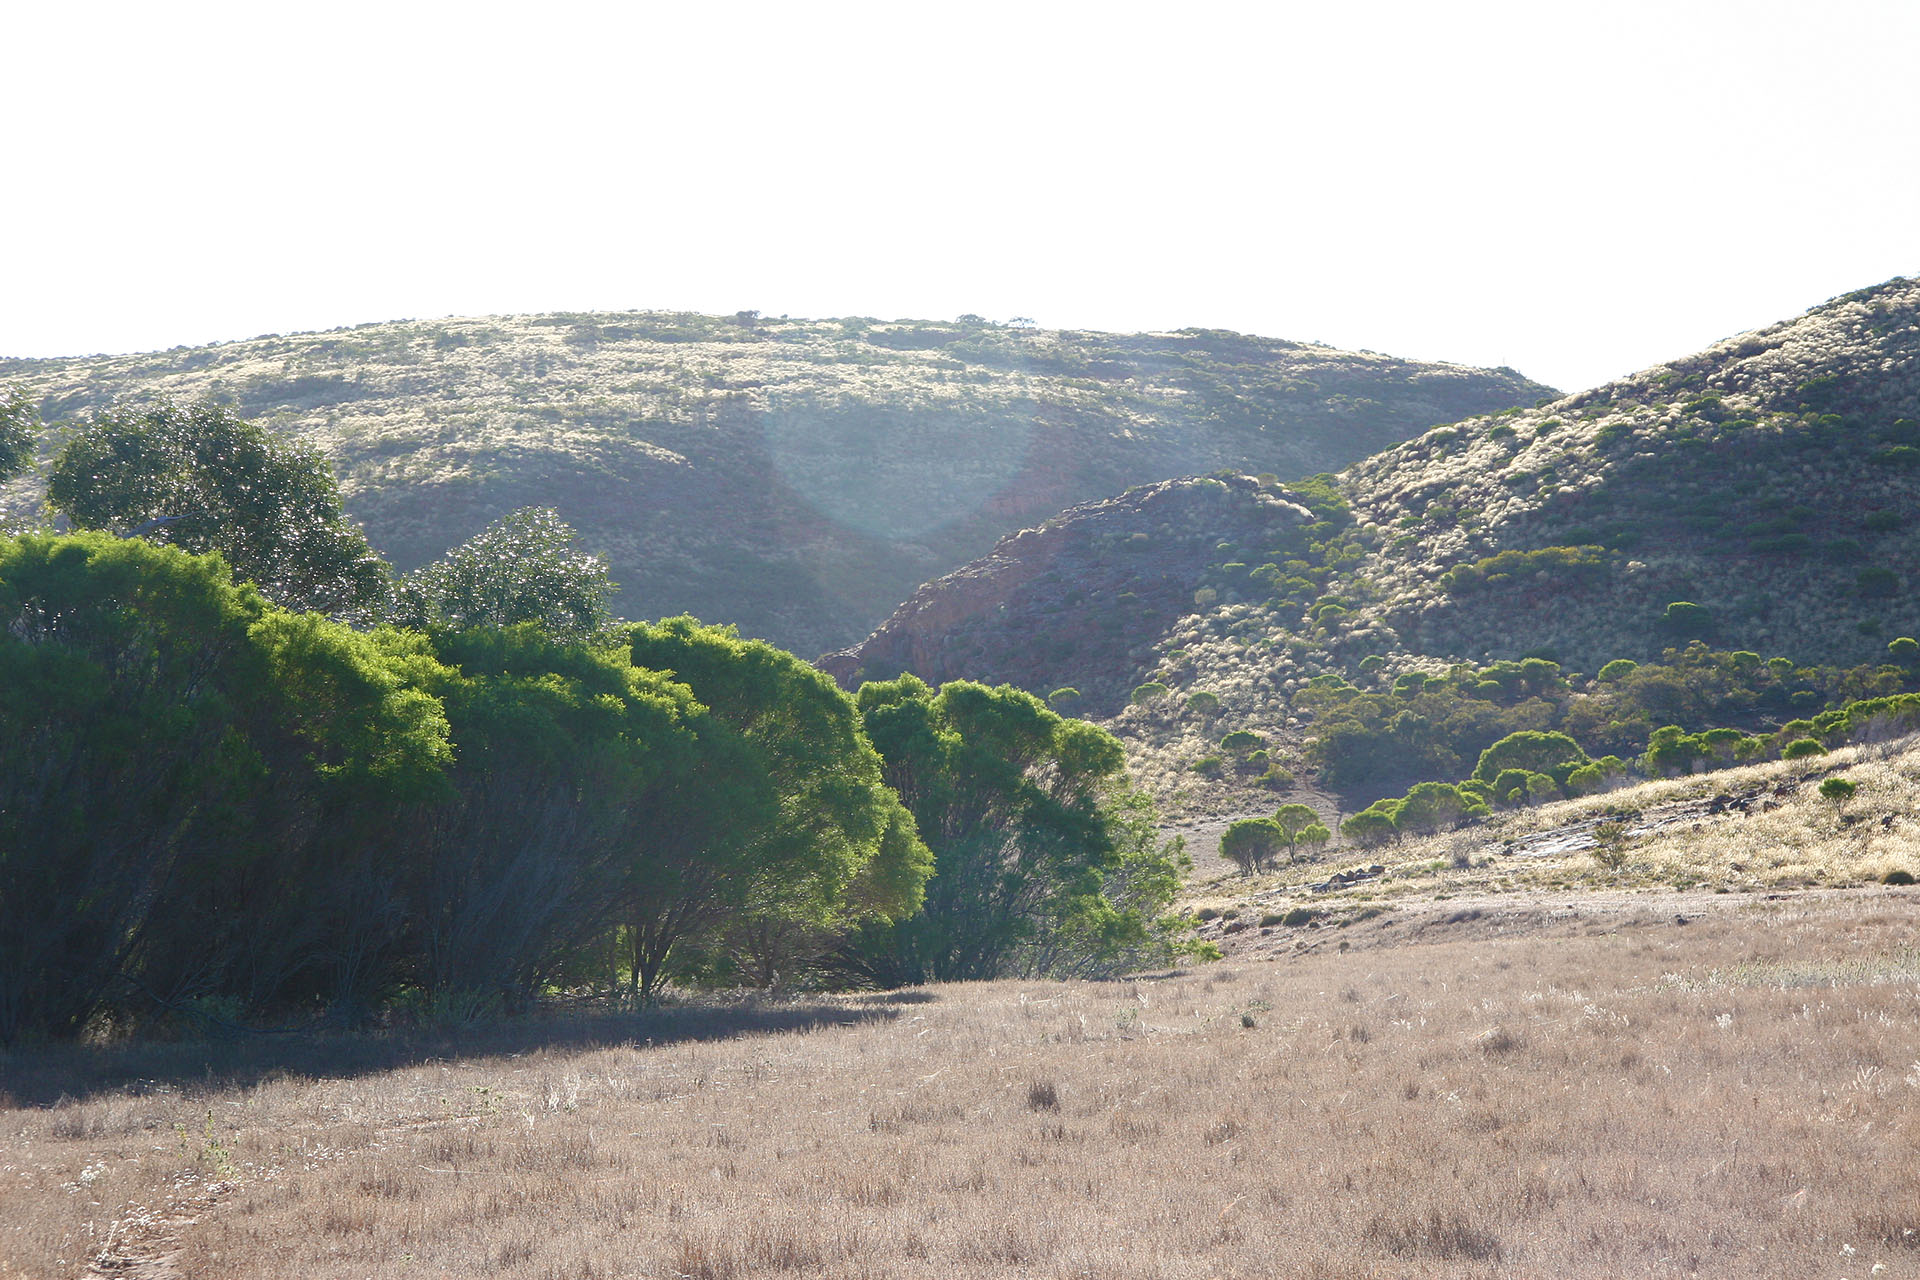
top-left (6, 900), bottom-right (1920, 1277)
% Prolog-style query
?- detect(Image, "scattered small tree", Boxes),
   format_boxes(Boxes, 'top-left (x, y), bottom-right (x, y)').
top-left (1220, 818), bottom-right (1283, 876)
top-left (1396, 781), bottom-right (1468, 835)
top-left (1341, 804), bottom-right (1399, 848)
top-left (1272, 803), bottom-right (1321, 859)
top-left (1591, 821), bottom-right (1630, 871)
top-left (1818, 776), bottom-right (1857, 817)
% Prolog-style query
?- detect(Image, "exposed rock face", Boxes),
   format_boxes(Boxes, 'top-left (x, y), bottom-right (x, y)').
top-left (820, 475), bottom-right (1312, 715)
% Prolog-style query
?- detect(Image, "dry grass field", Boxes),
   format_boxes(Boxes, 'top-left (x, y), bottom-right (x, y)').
top-left (6, 889), bottom-right (1920, 1280)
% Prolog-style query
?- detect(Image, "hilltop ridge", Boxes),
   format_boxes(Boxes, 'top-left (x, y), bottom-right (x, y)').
top-left (0, 313), bottom-right (1548, 654)
top-left (824, 278), bottom-right (1920, 808)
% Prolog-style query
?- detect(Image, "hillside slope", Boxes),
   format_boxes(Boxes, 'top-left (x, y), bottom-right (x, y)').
top-left (825, 279), bottom-right (1920, 808)
top-left (1335, 274), bottom-right (1920, 673)
top-left (0, 314), bottom-right (1547, 654)
top-left (819, 474), bottom-right (1315, 718)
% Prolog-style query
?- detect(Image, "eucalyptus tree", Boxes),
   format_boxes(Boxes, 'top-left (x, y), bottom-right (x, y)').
top-left (626, 617), bottom-right (930, 993)
top-left (0, 384), bottom-right (35, 483)
top-left (47, 400), bottom-right (390, 617)
top-left (842, 675), bottom-right (1184, 985)
top-left (0, 532), bottom-right (451, 1042)
top-left (397, 507), bottom-right (614, 643)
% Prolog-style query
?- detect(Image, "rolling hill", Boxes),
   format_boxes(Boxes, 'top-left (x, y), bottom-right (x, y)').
top-left (825, 278), bottom-right (1920, 808)
top-left (0, 313), bottom-right (1547, 655)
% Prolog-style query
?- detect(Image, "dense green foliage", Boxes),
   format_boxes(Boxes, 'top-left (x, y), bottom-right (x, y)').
top-left (840, 676), bottom-right (1190, 985)
top-left (626, 618), bottom-right (930, 994)
top-left (396, 507), bottom-right (615, 644)
top-left (0, 384), bottom-right (35, 482)
top-left (1, 513), bottom-right (1187, 1041)
top-left (47, 401), bottom-right (389, 616)
top-left (1300, 644), bottom-right (1920, 806)
top-left (0, 534), bottom-right (449, 1042)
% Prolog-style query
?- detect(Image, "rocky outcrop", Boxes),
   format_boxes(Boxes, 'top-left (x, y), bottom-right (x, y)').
top-left (820, 475), bottom-right (1312, 714)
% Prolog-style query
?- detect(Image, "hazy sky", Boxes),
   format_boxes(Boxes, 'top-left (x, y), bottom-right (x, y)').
top-left (7, 1), bottom-right (1916, 391)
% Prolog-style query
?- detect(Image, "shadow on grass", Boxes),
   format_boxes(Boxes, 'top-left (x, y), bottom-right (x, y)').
top-left (0, 994), bottom-right (925, 1109)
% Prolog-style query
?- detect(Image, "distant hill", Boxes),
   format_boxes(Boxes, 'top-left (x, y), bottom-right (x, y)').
top-left (1334, 275), bottom-right (1920, 673)
top-left (823, 279), bottom-right (1920, 810)
top-left (819, 474), bottom-right (1317, 718)
top-left (0, 313), bottom-right (1548, 654)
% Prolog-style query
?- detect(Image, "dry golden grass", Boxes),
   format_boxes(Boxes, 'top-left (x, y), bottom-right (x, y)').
top-left (1188, 737), bottom-right (1920, 917)
top-left (7, 896), bottom-right (1920, 1278)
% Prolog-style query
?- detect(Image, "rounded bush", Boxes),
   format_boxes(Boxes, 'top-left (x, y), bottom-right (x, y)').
top-left (1781, 737), bottom-right (1827, 760)
top-left (1130, 682), bottom-right (1169, 705)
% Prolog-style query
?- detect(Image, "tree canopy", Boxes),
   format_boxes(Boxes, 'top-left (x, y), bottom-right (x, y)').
top-left (842, 675), bottom-right (1186, 984)
top-left (47, 400), bottom-right (389, 616)
top-left (624, 617), bottom-right (929, 995)
top-left (397, 506), bottom-right (615, 643)
top-left (0, 532), bottom-right (450, 1042)
top-left (0, 384), bottom-right (36, 483)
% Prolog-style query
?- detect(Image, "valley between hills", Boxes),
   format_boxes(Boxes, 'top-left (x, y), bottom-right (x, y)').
top-left (6, 282), bottom-right (1920, 1279)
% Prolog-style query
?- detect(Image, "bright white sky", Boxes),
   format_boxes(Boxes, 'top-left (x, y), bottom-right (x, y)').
top-left (6, 1), bottom-right (1916, 392)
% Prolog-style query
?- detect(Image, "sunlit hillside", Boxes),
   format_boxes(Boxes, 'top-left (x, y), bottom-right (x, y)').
top-left (828, 280), bottom-right (1920, 810)
top-left (0, 314), bottom-right (1546, 655)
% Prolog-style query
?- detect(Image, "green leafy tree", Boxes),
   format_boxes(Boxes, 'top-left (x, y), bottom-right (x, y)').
top-left (626, 618), bottom-right (930, 992)
top-left (0, 384), bottom-right (36, 483)
top-left (47, 401), bottom-right (390, 616)
top-left (1396, 781), bottom-right (1468, 835)
top-left (1492, 767), bottom-right (1532, 806)
top-left (1473, 731), bottom-right (1589, 784)
top-left (399, 507), bottom-right (614, 643)
top-left (1220, 818), bottom-right (1283, 876)
top-left (1030, 791), bottom-right (1195, 979)
top-left (1565, 762), bottom-right (1606, 796)
top-left (843, 676), bottom-right (1180, 984)
top-left (1340, 804), bottom-right (1399, 848)
top-left (0, 533), bottom-right (451, 1042)
top-left (1818, 776), bottom-right (1857, 816)
top-left (1643, 725), bottom-right (1706, 775)
top-left (1273, 803), bottom-right (1321, 858)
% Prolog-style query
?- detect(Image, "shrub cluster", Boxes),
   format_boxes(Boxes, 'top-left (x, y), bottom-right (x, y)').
top-left (1301, 643), bottom-right (1920, 805)
top-left (1, 536), bottom-right (1191, 1043)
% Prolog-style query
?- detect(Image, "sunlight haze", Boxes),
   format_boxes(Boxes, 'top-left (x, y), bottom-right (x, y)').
top-left (7, 0), bottom-right (1916, 391)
